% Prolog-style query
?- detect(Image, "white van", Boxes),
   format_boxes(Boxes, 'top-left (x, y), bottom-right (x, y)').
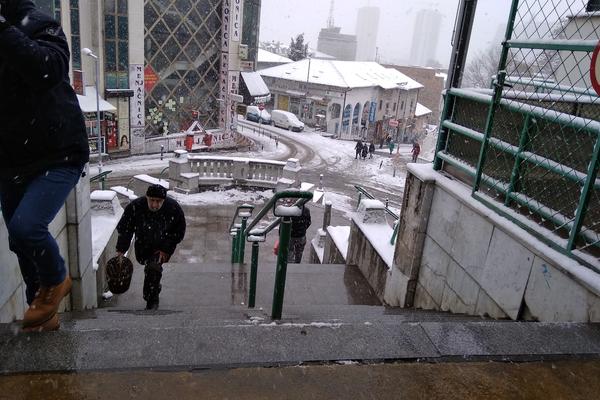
top-left (271, 110), bottom-right (304, 132)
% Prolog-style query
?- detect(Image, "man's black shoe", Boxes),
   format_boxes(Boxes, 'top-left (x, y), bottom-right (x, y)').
top-left (145, 300), bottom-right (159, 310)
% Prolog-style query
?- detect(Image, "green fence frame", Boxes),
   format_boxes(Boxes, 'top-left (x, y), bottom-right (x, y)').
top-left (434, 0), bottom-right (600, 270)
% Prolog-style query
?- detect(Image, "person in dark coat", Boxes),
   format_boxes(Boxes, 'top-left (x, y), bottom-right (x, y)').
top-left (354, 140), bottom-right (363, 159)
top-left (288, 204), bottom-right (311, 263)
top-left (116, 185), bottom-right (186, 310)
top-left (368, 142), bottom-right (375, 159)
top-left (0, 0), bottom-right (89, 332)
top-left (361, 145), bottom-right (368, 160)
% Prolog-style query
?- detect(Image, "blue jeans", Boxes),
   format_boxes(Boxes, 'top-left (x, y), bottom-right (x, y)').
top-left (0, 165), bottom-right (83, 304)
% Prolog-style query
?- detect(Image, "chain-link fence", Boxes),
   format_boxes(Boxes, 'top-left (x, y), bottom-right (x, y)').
top-left (435, 0), bottom-right (600, 269)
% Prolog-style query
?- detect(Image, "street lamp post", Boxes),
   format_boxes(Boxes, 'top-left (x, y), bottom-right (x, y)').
top-left (82, 47), bottom-right (102, 173)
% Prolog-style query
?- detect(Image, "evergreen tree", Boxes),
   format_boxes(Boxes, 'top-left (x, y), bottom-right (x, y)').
top-left (288, 33), bottom-right (308, 61)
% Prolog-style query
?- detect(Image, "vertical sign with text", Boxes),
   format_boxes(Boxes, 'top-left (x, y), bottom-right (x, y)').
top-left (220, 0), bottom-right (231, 129)
top-left (130, 64), bottom-right (145, 129)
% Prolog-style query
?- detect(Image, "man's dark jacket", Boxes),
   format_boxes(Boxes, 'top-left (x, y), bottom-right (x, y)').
top-left (116, 197), bottom-right (187, 264)
top-left (290, 207), bottom-right (311, 238)
top-left (0, 0), bottom-right (89, 180)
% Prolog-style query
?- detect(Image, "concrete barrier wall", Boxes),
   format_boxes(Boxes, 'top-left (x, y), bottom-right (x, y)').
top-left (0, 165), bottom-right (99, 322)
top-left (405, 164), bottom-right (600, 322)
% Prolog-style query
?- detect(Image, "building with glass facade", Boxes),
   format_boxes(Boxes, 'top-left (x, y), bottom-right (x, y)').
top-left (30, 0), bottom-right (262, 155)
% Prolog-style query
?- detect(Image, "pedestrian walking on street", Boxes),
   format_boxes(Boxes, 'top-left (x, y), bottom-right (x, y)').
top-left (368, 142), bottom-right (375, 159)
top-left (116, 185), bottom-right (186, 310)
top-left (412, 141), bottom-right (421, 163)
top-left (0, 0), bottom-right (89, 332)
top-left (355, 140), bottom-right (363, 159)
top-left (361, 145), bottom-right (368, 160)
top-left (388, 140), bottom-right (395, 155)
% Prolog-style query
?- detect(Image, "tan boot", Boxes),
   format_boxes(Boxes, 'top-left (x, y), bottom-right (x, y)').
top-left (21, 313), bottom-right (60, 333)
top-left (23, 276), bottom-right (71, 328)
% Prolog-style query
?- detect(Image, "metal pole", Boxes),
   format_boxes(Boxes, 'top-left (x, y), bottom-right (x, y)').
top-left (95, 57), bottom-right (102, 173)
top-left (272, 217), bottom-right (291, 319)
top-left (248, 242), bottom-right (259, 308)
top-left (323, 201), bottom-right (332, 231)
top-left (446, 0), bottom-right (478, 90)
top-left (238, 217), bottom-right (248, 263)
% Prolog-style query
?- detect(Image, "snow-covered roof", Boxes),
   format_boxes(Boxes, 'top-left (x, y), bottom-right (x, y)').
top-left (259, 59), bottom-right (423, 90)
top-left (241, 71), bottom-right (270, 97)
top-left (415, 103), bottom-right (432, 117)
top-left (258, 49), bottom-right (293, 63)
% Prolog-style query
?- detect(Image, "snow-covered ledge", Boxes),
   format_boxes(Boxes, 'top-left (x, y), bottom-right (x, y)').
top-left (406, 163), bottom-right (600, 322)
top-left (90, 190), bottom-right (124, 305)
top-left (346, 200), bottom-right (396, 304)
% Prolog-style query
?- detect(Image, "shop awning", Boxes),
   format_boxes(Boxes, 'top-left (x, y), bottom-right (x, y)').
top-left (241, 71), bottom-right (270, 97)
top-left (285, 89), bottom-right (306, 97)
top-left (77, 86), bottom-right (117, 113)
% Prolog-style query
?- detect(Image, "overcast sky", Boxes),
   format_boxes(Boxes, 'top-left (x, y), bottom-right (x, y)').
top-left (259, 0), bottom-right (512, 67)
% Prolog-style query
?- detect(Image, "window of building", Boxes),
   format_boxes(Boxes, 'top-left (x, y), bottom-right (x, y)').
top-left (145, 0), bottom-right (222, 132)
top-left (104, 0), bottom-right (129, 89)
top-left (34, 0), bottom-right (61, 21)
top-left (379, 100), bottom-right (382, 110)
top-left (587, 0), bottom-right (600, 11)
top-left (70, 0), bottom-right (81, 70)
top-left (401, 101), bottom-right (405, 110)
top-left (393, 102), bottom-right (397, 112)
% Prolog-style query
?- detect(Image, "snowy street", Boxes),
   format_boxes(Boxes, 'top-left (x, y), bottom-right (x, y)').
top-left (102, 117), bottom-right (415, 218)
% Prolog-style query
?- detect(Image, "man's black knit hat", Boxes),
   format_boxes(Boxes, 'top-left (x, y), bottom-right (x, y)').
top-left (146, 184), bottom-right (167, 199)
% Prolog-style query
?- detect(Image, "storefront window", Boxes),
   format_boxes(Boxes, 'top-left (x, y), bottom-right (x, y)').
top-left (104, 0), bottom-right (129, 89)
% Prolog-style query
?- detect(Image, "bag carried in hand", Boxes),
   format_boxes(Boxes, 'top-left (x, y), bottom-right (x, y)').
top-left (106, 255), bottom-right (134, 294)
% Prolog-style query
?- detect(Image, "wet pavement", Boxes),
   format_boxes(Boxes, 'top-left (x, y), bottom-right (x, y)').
top-left (2, 360), bottom-right (600, 399)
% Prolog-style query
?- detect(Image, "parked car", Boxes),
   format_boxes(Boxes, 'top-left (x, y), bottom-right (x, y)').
top-left (271, 109), bottom-right (304, 132)
top-left (245, 106), bottom-right (272, 124)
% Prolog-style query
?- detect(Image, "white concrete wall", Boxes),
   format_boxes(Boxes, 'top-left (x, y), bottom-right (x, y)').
top-left (407, 164), bottom-right (600, 322)
top-left (0, 166), bottom-right (97, 322)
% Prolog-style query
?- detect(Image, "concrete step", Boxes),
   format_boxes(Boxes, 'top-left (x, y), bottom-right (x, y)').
top-left (2, 301), bottom-right (600, 374)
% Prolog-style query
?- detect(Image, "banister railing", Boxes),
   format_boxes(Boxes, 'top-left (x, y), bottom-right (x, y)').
top-left (229, 189), bottom-right (313, 319)
top-left (229, 204), bottom-right (255, 264)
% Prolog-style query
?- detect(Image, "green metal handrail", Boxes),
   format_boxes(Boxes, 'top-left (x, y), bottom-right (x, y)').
top-left (90, 170), bottom-right (112, 190)
top-left (229, 189), bottom-right (313, 319)
top-left (228, 204), bottom-right (255, 264)
top-left (353, 185), bottom-right (399, 220)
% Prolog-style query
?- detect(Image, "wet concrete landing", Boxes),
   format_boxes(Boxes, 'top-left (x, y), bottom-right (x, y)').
top-left (2, 360), bottom-right (600, 399)
top-left (101, 262), bottom-right (381, 311)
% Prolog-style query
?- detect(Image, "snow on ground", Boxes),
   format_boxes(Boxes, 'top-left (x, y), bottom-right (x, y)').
top-left (169, 188), bottom-right (274, 206)
top-left (240, 120), bottom-right (408, 191)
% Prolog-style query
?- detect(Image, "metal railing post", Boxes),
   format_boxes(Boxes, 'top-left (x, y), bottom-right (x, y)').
top-left (238, 217), bottom-right (248, 263)
top-left (272, 217), bottom-right (292, 319)
top-left (233, 228), bottom-right (241, 263)
top-left (505, 115), bottom-right (532, 206)
top-left (323, 201), bottom-right (332, 231)
top-left (249, 242), bottom-right (259, 308)
top-left (567, 137), bottom-right (600, 251)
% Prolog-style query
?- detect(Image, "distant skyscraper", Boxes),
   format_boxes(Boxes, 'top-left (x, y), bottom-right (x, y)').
top-left (410, 9), bottom-right (443, 67)
top-left (355, 6), bottom-right (380, 61)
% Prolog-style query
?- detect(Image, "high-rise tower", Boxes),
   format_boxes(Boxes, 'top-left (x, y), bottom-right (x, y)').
top-left (409, 8), bottom-right (442, 67)
top-left (355, 6), bottom-right (380, 61)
